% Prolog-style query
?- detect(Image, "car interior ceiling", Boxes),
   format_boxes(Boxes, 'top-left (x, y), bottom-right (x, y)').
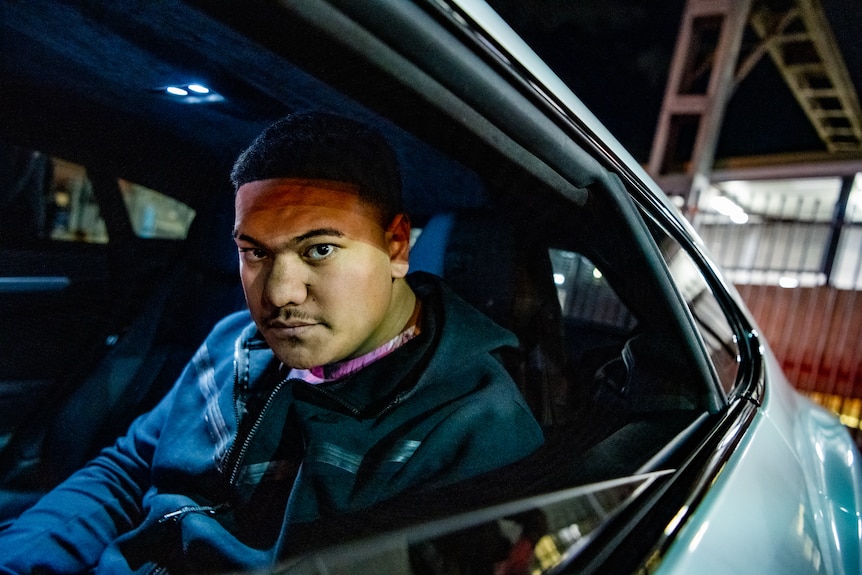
top-left (0, 0), bottom-right (715, 528)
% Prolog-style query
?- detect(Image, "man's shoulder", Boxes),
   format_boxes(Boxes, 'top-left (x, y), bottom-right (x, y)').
top-left (408, 271), bottom-right (479, 323)
top-left (212, 309), bottom-right (254, 334)
top-left (202, 309), bottom-right (255, 350)
top-left (408, 271), bottom-right (518, 350)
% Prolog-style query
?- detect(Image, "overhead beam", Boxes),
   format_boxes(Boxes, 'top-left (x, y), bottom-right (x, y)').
top-left (749, 0), bottom-right (862, 154)
top-left (649, 0), bottom-right (862, 209)
top-left (647, 0), bottom-right (753, 213)
top-left (711, 152), bottom-right (862, 181)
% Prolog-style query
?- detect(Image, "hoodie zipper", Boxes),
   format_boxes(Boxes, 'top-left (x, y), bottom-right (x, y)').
top-left (158, 503), bottom-right (229, 524)
top-left (150, 375), bottom-right (285, 572)
top-left (150, 341), bottom-right (282, 574)
top-left (150, 503), bottom-right (230, 575)
top-left (225, 375), bottom-right (291, 486)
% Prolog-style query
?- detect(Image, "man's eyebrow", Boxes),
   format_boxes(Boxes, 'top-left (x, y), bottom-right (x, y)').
top-left (232, 229), bottom-right (259, 244)
top-left (231, 228), bottom-right (345, 246)
top-left (294, 228), bottom-right (345, 243)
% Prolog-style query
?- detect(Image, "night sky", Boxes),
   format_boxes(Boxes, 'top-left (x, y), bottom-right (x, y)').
top-left (486, 0), bottom-right (861, 163)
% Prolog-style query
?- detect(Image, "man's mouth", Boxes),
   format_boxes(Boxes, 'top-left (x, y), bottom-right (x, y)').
top-left (266, 317), bottom-right (321, 337)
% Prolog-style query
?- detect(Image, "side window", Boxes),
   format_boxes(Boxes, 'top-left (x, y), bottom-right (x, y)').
top-left (551, 249), bottom-right (636, 333)
top-left (49, 158), bottom-right (107, 243)
top-left (1, 149), bottom-right (196, 246)
top-left (50, 158), bottom-right (196, 243)
top-left (647, 218), bottom-right (741, 395)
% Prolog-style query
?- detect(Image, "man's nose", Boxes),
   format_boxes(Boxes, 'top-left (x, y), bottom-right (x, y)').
top-left (264, 256), bottom-right (308, 308)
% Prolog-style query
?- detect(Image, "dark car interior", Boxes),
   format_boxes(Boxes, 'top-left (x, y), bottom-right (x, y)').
top-left (0, 0), bottom-right (741, 560)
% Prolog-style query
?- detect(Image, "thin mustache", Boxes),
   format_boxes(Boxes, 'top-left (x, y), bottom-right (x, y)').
top-left (267, 309), bottom-right (322, 325)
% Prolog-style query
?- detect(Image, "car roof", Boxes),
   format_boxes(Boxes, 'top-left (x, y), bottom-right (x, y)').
top-left (0, 2), bottom-right (502, 216)
top-left (2, 0), bottom-right (657, 218)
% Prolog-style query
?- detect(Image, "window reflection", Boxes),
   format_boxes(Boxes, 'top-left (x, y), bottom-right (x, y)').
top-left (549, 249), bottom-right (636, 332)
top-left (648, 222), bottom-right (740, 394)
top-left (282, 474), bottom-right (666, 575)
top-left (2, 147), bottom-right (195, 245)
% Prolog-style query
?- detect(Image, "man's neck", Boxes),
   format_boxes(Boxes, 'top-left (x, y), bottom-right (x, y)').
top-left (289, 291), bottom-right (422, 384)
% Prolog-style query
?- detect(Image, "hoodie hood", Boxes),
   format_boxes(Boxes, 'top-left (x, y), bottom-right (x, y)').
top-left (287, 272), bottom-right (519, 420)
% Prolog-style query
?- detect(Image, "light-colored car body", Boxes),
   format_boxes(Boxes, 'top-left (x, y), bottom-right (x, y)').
top-left (659, 350), bottom-right (862, 574)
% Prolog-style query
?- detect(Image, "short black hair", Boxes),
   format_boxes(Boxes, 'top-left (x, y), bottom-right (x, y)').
top-left (231, 112), bottom-right (402, 222)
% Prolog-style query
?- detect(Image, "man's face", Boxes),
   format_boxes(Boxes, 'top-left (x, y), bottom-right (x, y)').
top-left (234, 178), bottom-right (412, 369)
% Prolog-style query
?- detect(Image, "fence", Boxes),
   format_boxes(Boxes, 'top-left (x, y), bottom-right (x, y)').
top-left (695, 174), bottom-right (862, 444)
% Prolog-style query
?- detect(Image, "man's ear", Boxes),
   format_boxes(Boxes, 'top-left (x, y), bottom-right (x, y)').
top-left (386, 213), bottom-right (411, 279)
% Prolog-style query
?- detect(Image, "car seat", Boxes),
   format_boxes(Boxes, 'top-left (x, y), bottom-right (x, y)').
top-left (410, 208), bottom-right (570, 428)
top-left (0, 195), bottom-right (246, 519)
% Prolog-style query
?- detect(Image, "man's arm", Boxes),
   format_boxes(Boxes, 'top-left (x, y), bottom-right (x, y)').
top-left (0, 387), bottom-right (170, 574)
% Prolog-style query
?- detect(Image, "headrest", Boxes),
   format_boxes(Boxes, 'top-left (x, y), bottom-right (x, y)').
top-left (409, 209), bottom-right (517, 330)
top-left (409, 212), bottom-right (456, 276)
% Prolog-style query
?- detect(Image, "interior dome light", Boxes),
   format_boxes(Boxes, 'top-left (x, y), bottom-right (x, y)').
top-left (158, 83), bottom-right (224, 104)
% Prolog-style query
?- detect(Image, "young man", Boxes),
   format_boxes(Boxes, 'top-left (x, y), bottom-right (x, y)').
top-left (0, 112), bottom-right (543, 572)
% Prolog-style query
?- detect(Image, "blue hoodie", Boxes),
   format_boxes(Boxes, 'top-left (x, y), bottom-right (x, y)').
top-left (0, 273), bottom-right (543, 573)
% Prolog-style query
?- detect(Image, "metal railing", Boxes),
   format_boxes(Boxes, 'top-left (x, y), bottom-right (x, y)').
top-left (694, 174), bottom-right (862, 443)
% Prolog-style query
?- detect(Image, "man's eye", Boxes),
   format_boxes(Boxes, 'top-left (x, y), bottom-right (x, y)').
top-left (305, 244), bottom-right (336, 260)
top-left (239, 247), bottom-right (268, 261)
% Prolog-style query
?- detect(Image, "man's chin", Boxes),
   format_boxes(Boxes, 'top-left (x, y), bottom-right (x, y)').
top-left (270, 342), bottom-right (334, 371)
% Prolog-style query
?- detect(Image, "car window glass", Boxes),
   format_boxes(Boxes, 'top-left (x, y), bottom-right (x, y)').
top-left (287, 472), bottom-right (664, 575)
top-left (117, 178), bottom-right (196, 240)
top-left (550, 248), bottom-right (637, 334)
top-left (648, 219), bottom-right (740, 395)
top-left (49, 158), bottom-right (106, 243)
top-left (14, 153), bottom-right (195, 245)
